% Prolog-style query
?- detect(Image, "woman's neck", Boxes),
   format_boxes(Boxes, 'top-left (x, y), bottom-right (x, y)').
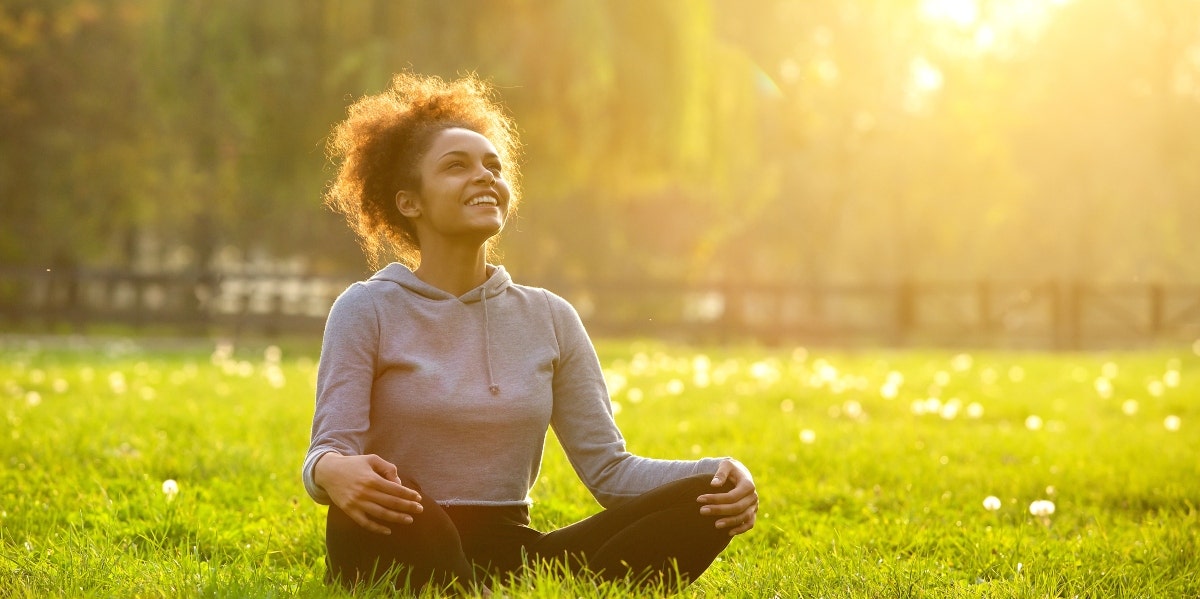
top-left (412, 243), bottom-right (490, 296)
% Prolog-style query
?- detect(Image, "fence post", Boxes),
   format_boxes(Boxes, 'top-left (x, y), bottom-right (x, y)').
top-left (1067, 281), bottom-right (1083, 350)
top-left (895, 279), bottom-right (915, 346)
top-left (978, 280), bottom-right (992, 335)
top-left (1149, 283), bottom-right (1164, 337)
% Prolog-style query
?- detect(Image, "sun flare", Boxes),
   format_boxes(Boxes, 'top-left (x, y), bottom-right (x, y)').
top-left (920, 0), bottom-right (1075, 54)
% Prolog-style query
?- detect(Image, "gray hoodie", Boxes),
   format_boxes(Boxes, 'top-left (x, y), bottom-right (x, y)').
top-left (303, 263), bottom-right (723, 508)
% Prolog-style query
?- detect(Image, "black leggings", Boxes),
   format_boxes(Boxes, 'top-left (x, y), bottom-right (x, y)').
top-left (325, 473), bottom-right (735, 594)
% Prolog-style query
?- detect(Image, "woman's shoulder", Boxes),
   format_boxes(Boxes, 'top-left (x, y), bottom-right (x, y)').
top-left (508, 281), bottom-right (575, 313)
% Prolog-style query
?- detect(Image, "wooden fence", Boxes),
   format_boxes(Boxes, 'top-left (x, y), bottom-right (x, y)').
top-left (2, 267), bottom-right (1199, 349)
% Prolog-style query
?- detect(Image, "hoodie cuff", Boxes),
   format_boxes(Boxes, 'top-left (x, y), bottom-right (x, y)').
top-left (302, 449), bottom-right (338, 505)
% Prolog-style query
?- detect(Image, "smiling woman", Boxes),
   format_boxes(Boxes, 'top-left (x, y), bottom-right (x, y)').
top-left (303, 73), bottom-right (759, 596)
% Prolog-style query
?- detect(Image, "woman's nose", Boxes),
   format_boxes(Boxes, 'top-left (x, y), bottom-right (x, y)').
top-left (474, 167), bottom-right (495, 184)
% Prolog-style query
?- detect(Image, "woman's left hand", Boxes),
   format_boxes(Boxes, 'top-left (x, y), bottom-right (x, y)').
top-left (697, 458), bottom-right (758, 536)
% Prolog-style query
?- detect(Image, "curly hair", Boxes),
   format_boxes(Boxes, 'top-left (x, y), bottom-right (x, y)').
top-left (323, 72), bottom-right (522, 269)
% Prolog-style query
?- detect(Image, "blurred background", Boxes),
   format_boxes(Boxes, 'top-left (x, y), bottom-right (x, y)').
top-left (2, 0), bottom-right (1199, 347)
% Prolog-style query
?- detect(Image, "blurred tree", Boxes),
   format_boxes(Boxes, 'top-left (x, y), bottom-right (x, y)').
top-left (1, 0), bottom-right (1197, 287)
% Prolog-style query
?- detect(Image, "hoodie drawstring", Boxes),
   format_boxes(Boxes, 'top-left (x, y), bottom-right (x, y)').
top-left (481, 291), bottom-right (500, 395)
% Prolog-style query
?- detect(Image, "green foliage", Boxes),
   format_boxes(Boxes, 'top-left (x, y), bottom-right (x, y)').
top-left (3, 1), bottom-right (1199, 284)
top-left (1, 335), bottom-right (1197, 597)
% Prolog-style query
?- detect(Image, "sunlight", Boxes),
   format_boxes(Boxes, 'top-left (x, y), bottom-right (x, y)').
top-left (920, 0), bottom-right (980, 28)
top-left (920, 0), bottom-right (1074, 55)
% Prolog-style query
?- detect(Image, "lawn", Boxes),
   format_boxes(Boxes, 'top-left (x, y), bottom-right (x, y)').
top-left (1, 334), bottom-right (1197, 597)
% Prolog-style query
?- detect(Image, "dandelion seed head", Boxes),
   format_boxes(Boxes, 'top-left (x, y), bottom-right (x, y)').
top-left (880, 381), bottom-right (900, 400)
top-left (1029, 499), bottom-right (1055, 517)
top-left (665, 379), bottom-right (685, 395)
top-left (951, 353), bottom-right (973, 372)
top-left (108, 372), bottom-right (127, 394)
top-left (162, 479), bottom-right (179, 500)
top-left (1025, 415), bottom-right (1044, 431)
top-left (799, 429), bottom-right (816, 444)
top-left (1163, 370), bottom-right (1180, 388)
top-left (983, 496), bottom-right (1002, 511)
top-left (843, 400), bottom-right (865, 420)
top-left (1164, 415), bottom-right (1182, 432)
top-left (1093, 377), bottom-right (1113, 399)
top-left (603, 370), bottom-right (626, 394)
top-left (966, 402), bottom-right (985, 419)
top-left (939, 398), bottom-right (961, 420)
top-left (1121, 399), bottom-right (1139, 415)
top-left (626, 387), bottom-right (643, 403)
top-left (1101, 362), bottom-right (1120, 379)
top-left (52, 378), bottom-right (69, 393)
top-left (24, 391), bottom-right (41, 407)
top-left (1147, 380), bottom-right (1165, 397)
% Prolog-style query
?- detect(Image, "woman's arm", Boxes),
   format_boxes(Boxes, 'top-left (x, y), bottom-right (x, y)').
top-left (543, 290), bottom-right (727, 505)
top-left (304, 284), bottom-right (422, 534)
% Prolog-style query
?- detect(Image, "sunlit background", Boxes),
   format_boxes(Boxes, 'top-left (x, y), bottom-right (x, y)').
top-left (2, 0), bottom-right (1199, 342)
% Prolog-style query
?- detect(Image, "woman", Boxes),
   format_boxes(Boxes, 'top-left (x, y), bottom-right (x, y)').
top-left (303, 73), bottom-right (758, 594)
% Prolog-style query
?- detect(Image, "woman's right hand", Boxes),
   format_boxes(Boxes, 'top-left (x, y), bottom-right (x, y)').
top-left (313, 452), bottom-right (424, 535)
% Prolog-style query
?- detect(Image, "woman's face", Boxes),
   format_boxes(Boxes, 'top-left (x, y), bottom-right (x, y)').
top-left (399, 127), bottom-right (511, 247)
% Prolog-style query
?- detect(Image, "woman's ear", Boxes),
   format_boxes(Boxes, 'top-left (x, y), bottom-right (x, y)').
top-left (395, 190), bottom-right (421, 218)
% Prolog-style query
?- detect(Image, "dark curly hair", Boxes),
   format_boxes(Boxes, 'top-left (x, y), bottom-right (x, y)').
top-left (323, 73), bottom-right (522, 269)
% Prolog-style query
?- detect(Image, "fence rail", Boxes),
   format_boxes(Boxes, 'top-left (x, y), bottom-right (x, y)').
top-left (2, 267), bottom-right (1198, 349)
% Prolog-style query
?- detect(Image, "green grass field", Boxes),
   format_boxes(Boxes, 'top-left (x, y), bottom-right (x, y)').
top-left (1, 335), bottom-right (1197, 597)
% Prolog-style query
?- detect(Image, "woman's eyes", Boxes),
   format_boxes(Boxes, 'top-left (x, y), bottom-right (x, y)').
top-left (443, 160), bottom-right (502, 175)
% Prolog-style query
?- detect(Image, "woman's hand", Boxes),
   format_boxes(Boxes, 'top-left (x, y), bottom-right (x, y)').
top-left (313, 452), bottom-right (424, 535)
top-left (696, 459), bottom-right (758, 536)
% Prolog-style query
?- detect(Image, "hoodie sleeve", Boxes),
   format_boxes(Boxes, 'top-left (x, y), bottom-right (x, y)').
top-left (543, 291), bottom-right (725, 508)
top-left (302, 283), bottom-right (380, 504)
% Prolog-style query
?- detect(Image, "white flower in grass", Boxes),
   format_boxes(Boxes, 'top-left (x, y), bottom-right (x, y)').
top-left (1164, 415), bottom-right (1182, 432)
top-left (108, 371), bottom-right (127, 394)
top-left (983, 496), bottom-right (1002, 511)
top-left (25, 391), bottom-right (41, 407)
top-left (799, 429), bottom-right (816, 444)
top-left (1029, 499), bottom-right (1055, 517)
top-left (1147, 380), bottom-right (1165, 397)
top-left (1121, 399), bottom-right (1139, 416)
top-left (966, 402), bottom-right (985, 419)
top-left (1163, 370), bottom-right (1180, 388)
top-left (1025, 415), bottom-right (1044, 431)
top-left (162, 479), bottom-right (179, 501)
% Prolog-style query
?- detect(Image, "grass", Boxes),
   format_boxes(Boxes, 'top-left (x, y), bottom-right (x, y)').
top-left (1, 333), bottom-right (1197, 597)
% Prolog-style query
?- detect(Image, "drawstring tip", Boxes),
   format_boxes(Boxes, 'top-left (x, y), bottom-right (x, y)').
top-left (489, 384), bottom-right (500, 395)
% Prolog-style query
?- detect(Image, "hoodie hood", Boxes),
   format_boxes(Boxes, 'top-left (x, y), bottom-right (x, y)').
top-left (369, 262), bottom-right (512, 303)
top-left (369, 262), bottom-right (509, 395)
